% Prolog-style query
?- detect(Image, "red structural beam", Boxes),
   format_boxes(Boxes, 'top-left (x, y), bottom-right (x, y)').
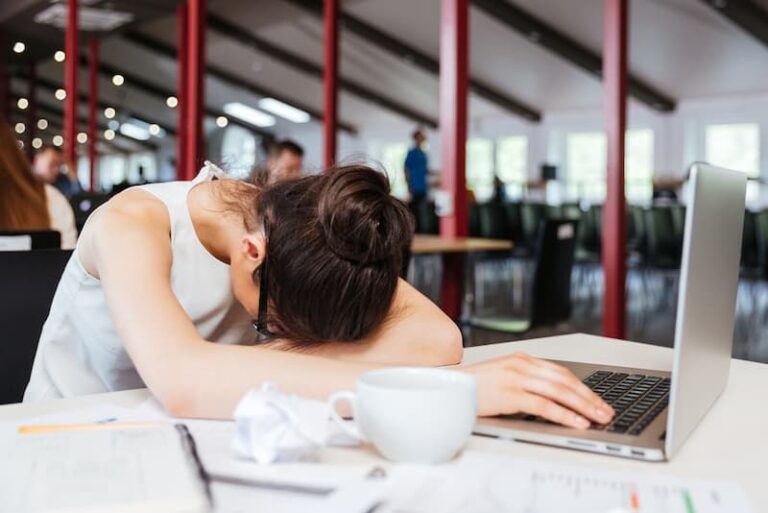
top-left (87, 38), bottom-right (98, 192)
top-left (177, 3), bottom-right (188, 180)
top-left (439, 0), bottom-right (469, 319)
top-left (26, 63), bottom-right (37, 160)
top-left (64, 0), bottom-right (79, 167)
top-left (602, 0), bottom-right (629, 339)
top-left (323, 0), bottom-right (339, 168)
top-left (184, 0), bottom-right (206, 180)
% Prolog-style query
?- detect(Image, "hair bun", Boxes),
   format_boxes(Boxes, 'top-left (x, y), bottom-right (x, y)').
top-left (318, 165), bottom-right (414, 266)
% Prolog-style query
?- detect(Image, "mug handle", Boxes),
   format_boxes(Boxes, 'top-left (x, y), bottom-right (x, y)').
top-left (328, 391), bottom-right (366, 441)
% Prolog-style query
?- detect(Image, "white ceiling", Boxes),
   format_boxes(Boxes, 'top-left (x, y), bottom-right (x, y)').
top-left (17, 0), bottom-right (768, 147)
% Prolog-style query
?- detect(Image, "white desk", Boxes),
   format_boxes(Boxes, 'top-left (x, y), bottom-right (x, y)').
top-left (1, 334), bottom-right (765, 509)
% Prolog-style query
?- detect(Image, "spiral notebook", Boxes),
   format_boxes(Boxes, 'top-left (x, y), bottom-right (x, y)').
top-left (0, 422), bottom-right (211, 513)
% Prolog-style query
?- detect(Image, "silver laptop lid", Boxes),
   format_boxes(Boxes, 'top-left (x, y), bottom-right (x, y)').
top-left (666, 164), bottom-right (746, 457)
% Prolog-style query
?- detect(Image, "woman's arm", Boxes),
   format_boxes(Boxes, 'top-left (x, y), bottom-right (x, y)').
top-left (264, 279), bottom-right (464, 366)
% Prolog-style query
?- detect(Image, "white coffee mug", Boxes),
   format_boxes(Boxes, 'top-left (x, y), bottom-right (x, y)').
top-left (328, 367), bottom-right (477, 464)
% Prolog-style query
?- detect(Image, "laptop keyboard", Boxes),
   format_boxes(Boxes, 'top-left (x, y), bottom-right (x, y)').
top-left (583, 371), bottom-right (670, 436)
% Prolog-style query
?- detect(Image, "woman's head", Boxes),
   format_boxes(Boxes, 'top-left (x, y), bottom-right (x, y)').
top-left (0, 121), bottom-right (49, 231)
top-left (231, 164), bottom-right (414, 343)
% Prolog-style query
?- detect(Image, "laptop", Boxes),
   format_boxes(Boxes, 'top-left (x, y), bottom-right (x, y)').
top-left (474, 163), bottom-right (747, 461)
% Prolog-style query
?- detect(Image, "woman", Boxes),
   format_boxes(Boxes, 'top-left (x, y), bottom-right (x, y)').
top-left (24, 161), bottom-right (613, 429)
top-left (0, 121), bottom-right (77, 249)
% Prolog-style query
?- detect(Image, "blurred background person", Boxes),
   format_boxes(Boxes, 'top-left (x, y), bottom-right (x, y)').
top-left (404, 129), bottom-right (429, 231)
top-left (250, 139), bottom-right (305, 185)
top-left (32, 145), bottom-right (82, 198)
top-left (0, 122), bottom-right (77, 249)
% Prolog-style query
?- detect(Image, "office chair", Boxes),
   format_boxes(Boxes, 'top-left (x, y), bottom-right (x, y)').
top-left (468, 218), bottom-right (578, 335)
top-left (0, 230), bottom-right (61, 250)
top-left (0, 250), bottom-right (72, 404)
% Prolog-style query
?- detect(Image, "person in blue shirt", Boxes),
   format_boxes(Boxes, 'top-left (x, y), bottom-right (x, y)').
top-left (404, 130), bottom-right (429, 231)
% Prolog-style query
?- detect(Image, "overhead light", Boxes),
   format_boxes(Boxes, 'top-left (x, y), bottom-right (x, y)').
top-left (104, 107), bottom-right (116, 119)
top-left (166, 96), bottom-right (178, 108)
top-left (119, 122), bottom-right (150, 141)
top-left (77, 132), bottom-right (88, 144)
top-left (216, 116), bottom-right (228, 128)
top-left (104, 129), bottom-right (116, 141)
top-left (13, 42), bottom-right (25, 54)
top-left (112, 74), bottom-right (124, 86)
top-left (257, 98), bottom-right (310, 123)
top-left (32, 137), bottom-right (43, 149)
top-left (148, 124), bottom-right (161, 136)
top-left (54, 50), bottom-right (66, 62)
top-left (17, 98), bottom-right (29, 110)
top-left (52, 135), bottom-right (64, 147)
top-left (17, 140), bottom-right (24, 149)
top-left (14, 123), bottom-right (25, 134)
top-left (108, 120), bottom-right (120, 130)
top-left (37, 119), bottom-right (48, 130)
top-left (55, 88), bottom-right (66, 101)
top-left (223, 102), bottom-right (276, 127)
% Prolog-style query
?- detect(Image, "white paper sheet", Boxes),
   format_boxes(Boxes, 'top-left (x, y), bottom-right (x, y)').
top-left (384, 451), bottom-right (755, 513)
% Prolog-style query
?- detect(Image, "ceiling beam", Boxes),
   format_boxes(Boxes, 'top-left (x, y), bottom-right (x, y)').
top-left (121, 31), bottom-right (357, 135)
top-left (10, 90), bottom-right (159, 151)
top-left (699, 0), bottom-right (768, 50)
top-left (207, 14), bottom-right (439, 128)
top-left (471, 0), bottom-right (676, 112)
top-left (282, 0), bottom-right (542, 121)
top-left (76, 55), bottom-right (274, 137)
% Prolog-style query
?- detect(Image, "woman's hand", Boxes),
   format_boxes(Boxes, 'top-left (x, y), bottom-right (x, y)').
top-left (461, 352), bottom-right (614, 429)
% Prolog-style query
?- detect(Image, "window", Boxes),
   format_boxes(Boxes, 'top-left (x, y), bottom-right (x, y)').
top-left (705, 123), bottom-right (759, 177)
top-left (625, 129), bottom-right (654, 203)
top-left (565, 132), bottom-right (606, 201)
top-left (496, 136), bottom-right (528, 199)
top-left (466, 138), bottom-right (494, 201)
top-left (381, 142), bottom-right (409, 199)
top-left (220, 126), bottom-right (258, 179)
top-left (565, 129), bottom-right (654, 203)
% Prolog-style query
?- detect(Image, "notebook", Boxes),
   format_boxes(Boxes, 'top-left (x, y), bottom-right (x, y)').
top-left (0, 423), bottom-right (211, 513)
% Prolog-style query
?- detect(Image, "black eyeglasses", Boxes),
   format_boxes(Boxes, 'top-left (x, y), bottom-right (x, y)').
top-left (252, 218), bottom-right (273, 340)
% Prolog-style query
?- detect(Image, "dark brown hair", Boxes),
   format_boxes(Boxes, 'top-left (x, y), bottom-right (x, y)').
top-left (255, 164), bottom-right (414, 343)
top-left (0, 121), bottom-right (50, 231)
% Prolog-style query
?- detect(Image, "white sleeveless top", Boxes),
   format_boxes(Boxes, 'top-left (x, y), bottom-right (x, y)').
top-left (24, 164), bottom-right (257, 402)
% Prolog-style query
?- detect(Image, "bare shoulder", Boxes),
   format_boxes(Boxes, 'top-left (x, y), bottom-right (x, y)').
top-left (78, 188), bottom-right (171, 277)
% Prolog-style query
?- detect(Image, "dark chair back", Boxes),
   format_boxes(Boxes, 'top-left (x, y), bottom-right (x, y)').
top-left (476, 202), bottom-right (506, 239)
top-left (0, 250), bottom-right (72, 404)
top-left (644, 206), bottom-right (681, 268)
top-left (741, 210), bottom-right (759, 270)
top-left (520, 203), bottom-right (546, 252)
top-left (756, 210), bottom-right (768, 279)
top-left (529, 219), bottom-right (578, 328)
top-left (69, 193), bottom-right (110, 233)
top-left (0, 230), bottom-right (61, 250)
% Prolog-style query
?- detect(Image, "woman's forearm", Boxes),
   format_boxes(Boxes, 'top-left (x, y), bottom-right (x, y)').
top-left (157, 341), bottom-right (379, 419)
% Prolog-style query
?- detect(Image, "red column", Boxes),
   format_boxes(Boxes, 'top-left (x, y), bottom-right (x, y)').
top-left (323, 0), bottom-right (339, 168)
top-left (184, 0), bottom-right (206, 180)
top-left (602, 0), bottom-right (628, 339)
top-left (439, 0), bottom-right (469, 319)
top-left (87, 38), bottom-right (99, 192)
top-left (177, 3), bottom-right (188, 180)
top-left (64, 0), bottom-right (79, 167)
top-left (26, 63), bottom-right (37, 160)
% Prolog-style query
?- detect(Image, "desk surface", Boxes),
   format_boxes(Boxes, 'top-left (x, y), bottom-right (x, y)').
top-left (410, 234), bottom-right (512, 254)
top-left (1, 334), bottom-right (764, 509)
